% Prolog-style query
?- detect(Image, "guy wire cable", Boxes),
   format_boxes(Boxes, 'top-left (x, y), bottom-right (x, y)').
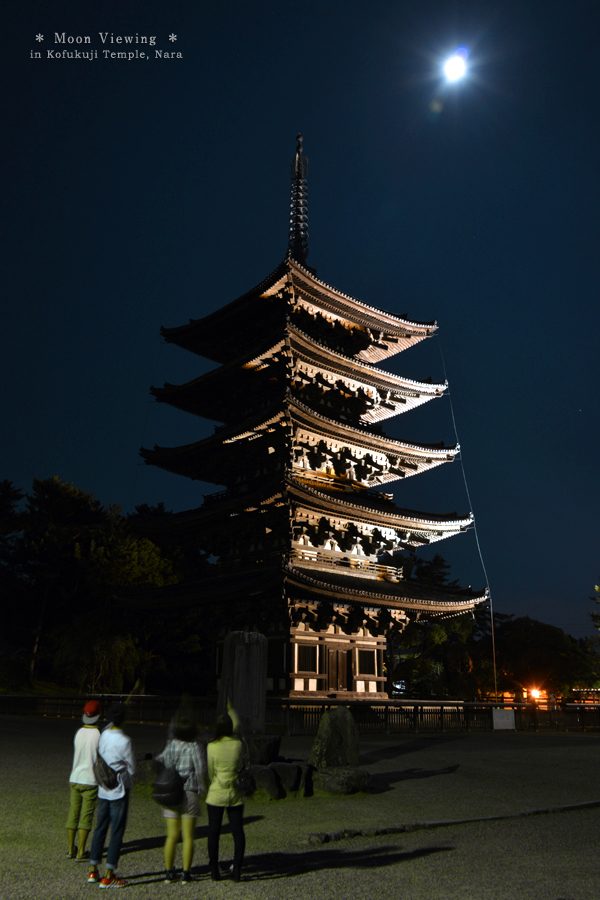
top-left (436, 332), bottom-right (499, 701)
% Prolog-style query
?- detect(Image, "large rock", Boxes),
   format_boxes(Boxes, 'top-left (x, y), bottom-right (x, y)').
top-left (249, 764), bottom-right (282, 799)
top-left (246, 763), bottom-right (306, 799)
top-left (269, 762), bottom-right (301, 793)
top-left (308, 706), bottom-right (359, 768)
top-left (247, 735), bottom-right (281, 765)
top-left (298, 763), bottom-right (314, 797)
top-left (313, 766), bottom-right (371, 794)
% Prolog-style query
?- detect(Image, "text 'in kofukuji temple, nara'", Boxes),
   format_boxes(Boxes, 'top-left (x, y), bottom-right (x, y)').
top-left (139, 135), bottom-right (488, 699)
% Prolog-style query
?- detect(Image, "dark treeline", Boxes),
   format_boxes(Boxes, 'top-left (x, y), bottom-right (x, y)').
top-left (1, 478), bottom-right (599, 699)
top-left (0, 477), bottom-right (215, 695)
top-left (391, 556), bottom-right (600, 700)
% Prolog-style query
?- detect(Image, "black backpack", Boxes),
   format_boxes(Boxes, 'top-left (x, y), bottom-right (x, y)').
top-left (152, 766), bottom-right (185, 807)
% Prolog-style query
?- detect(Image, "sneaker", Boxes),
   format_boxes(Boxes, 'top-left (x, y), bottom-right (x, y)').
top-left (88, 870), bottom-right (100, 883)
top-left (164, 870), bottom-right (177, 883)
top-left (99, 874), bottom-right (128, 888)
top-left (180, 871), bottom-right (191, 884)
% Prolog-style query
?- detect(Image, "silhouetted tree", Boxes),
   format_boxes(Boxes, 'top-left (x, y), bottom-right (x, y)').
top-left (389, 554), bottom-right (477, 699)
top-left (6, 477), bottom-right (178, 690)
top-left (491, 615), bottom-right (600, 699)
top-left (411, 553), bottom-right (460, 589)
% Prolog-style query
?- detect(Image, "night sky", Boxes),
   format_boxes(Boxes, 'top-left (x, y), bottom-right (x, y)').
top-left (3, 1), bottom-right (599, 638)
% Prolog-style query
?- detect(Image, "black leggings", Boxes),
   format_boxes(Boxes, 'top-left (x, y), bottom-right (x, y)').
top-left (206, 803), bottom-right (245, 867)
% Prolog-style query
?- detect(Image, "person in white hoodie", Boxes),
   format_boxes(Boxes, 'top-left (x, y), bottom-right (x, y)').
top-left (87, 702), bottom-right (136, 889)
top-left (66, 700), bottom-right (101, 860)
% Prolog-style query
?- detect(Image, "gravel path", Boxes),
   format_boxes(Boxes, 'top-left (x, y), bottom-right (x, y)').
top-left (1, 715), bottom-right (599, 899)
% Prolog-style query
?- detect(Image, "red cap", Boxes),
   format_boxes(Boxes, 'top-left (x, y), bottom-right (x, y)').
top-left (82, 701), bottom-right (101, 723)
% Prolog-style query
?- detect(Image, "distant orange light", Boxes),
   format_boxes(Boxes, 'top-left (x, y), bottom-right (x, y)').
top-left (531, 689), bottom-right (540, 699)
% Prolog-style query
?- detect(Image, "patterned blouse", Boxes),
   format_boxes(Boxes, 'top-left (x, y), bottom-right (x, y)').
top-left (157, 739), bottom-right (207, 793)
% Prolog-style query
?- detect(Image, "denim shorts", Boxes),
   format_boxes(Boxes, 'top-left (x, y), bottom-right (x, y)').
top-left (162, 790), bottom-right (199, 819)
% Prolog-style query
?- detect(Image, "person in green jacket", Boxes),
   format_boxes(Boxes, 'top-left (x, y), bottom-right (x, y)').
top-left (206, 702), bottom-right (245, 882)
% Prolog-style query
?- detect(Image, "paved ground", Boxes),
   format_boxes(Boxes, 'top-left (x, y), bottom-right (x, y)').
top-left (1, 715), bottom-right (599, 899)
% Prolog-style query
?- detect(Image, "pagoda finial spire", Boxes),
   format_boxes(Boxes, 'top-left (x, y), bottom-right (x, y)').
top-left (286, 133), bottom-right (309, 264)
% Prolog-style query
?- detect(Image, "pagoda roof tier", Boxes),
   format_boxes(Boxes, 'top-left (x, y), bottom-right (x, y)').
top-left (284, 261), bottom-right (435, 363)
top-left (286, 476), bottom-right (473, 548)
top-left (140, 395), bottom-right (457, 487)
top-left (288, 322), bottom-right (445, 424)
top-left (120, 563), bottom-right (286, 610)
top-left (159, 258), bottom-right (436, 365)
top-left (121, 556), bottom-right (487, 617)
top-left (131, 484), bottom-right (288, 539)
top-left (289, 398), bottom-right (458, 482)
top-left (150, 332), bottom-right (288, 424)
top-left (132, 473), bottom-right (472, 550)
top-left (140, 405), bottom-right (289, 483)
top-left (160, 262), bottom-right (289, 363)
top-left (284, 561), bottom-right (488, 614)
top-left (150, 322), bottom-right (445, 426)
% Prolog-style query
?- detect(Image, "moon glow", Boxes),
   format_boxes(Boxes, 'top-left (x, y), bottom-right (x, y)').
top-left (443, 49), bottom-right (468, 82)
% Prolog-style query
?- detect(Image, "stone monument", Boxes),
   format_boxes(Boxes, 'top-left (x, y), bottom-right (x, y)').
top-left (218, 630), bottom-right (268, 735)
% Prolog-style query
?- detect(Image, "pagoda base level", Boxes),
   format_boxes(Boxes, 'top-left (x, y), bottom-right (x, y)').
top-left (289, 690), bottom-right (388, 701)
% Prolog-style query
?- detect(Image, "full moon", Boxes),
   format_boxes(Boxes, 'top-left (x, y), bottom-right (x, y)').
top-left (443, 53), bottom-right (467, 82)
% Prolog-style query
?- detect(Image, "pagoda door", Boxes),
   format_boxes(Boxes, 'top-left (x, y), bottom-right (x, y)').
top-left (327, 648), bottom-right (351, 692)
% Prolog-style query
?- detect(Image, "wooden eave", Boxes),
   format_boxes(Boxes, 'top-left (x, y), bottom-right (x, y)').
top-left (121, 556), bottom-right (487, 614)
top-left (284, 563), bottom-right (488, 613)
top-left (139, 442), bottom-right (205, 481)
top-left (284, 266), bottom-right (435, 363)
top-left (159, 257), bottom-right (437, 365)
top-left (286, 476), bottom-right (473, 545)
top-left (283, 258), bottom-right (435, 337)
top-left (132, 469), bottom-right (471, 546)
top-left (159, 262), bottom-right (290, 362)
top-left (140, 408), bottom-right (289, 483)
top-left (150, 333), bottom-right (288, 422)
top-left (289, 323), bottom-right (446, 423)
top-left (151, 321), bottom-right (444, 425)
top-left (289, 397), bottom-right (457, 478)
top-left (121, 564), bottom-right (285, 609)
top-left (141, 393), bottom-right (457, 485)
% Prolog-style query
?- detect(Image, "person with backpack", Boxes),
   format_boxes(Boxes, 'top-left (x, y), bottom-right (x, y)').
top-left (87, 702), bottom-right (136, 888)
top-left (66, 700), bottom-right (101, 860)
top-left (155, 712), bottom-right (207, 884)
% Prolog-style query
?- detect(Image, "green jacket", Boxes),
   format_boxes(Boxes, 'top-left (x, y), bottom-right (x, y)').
top-left (206, 735), bottom-right (243, 807)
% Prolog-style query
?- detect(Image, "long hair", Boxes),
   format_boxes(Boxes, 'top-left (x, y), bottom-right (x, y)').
top-left (173, 714), bottom-right (198, 743)
top-left (213, 713), bottom-right (234, 741)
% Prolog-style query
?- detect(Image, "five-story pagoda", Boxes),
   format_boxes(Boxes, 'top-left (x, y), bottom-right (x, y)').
top-left (141, 136), bottom-right (487, 698)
